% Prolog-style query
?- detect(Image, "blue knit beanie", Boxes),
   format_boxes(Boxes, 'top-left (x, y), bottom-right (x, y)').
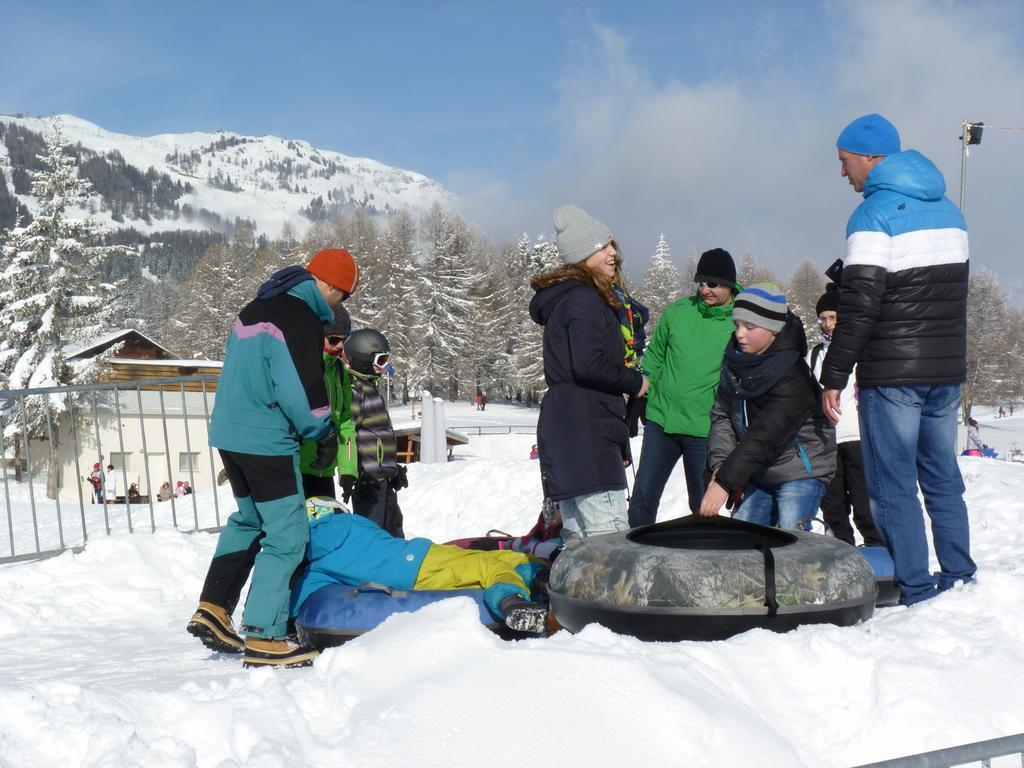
top-left (836, 114), bottom-right (901, 156)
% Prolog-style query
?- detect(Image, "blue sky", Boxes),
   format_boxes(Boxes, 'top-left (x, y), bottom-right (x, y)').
top-left (3, 0), bottom-right (1024, 296)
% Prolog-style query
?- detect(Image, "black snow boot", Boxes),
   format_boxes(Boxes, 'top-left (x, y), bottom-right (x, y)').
top-left (187, 601), bottom-right (244, 653)
top-left (500, 596), bottom-right (550, 635)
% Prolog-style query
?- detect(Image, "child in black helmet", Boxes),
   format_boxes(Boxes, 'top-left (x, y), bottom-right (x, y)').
top-left (343, 328), bottom-right (407, 537)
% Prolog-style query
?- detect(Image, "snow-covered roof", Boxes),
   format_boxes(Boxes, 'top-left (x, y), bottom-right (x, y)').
top-left (64, 329), bottom-right (174, 360)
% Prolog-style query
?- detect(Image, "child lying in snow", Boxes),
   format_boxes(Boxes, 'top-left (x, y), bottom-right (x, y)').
top-left (290, 497), bottom-right (550, 634)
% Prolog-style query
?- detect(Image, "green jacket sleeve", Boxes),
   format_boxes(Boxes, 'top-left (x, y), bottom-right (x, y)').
top-left (335, 361), bottom-right (357, 479)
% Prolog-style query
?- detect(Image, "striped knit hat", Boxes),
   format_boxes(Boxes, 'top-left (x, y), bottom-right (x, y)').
top-left (733, 282), bottom-right (789, 333)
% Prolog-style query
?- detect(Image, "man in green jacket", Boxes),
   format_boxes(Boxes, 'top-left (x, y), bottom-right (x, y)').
top-left (299, 305), bottom-right (357, 501)
top-left (628, 249), bottom-right (738, 525)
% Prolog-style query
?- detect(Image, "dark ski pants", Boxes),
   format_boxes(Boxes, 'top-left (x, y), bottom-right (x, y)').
top-left (820, 440), bottom-right (883, 547)
top-left (352, 476), bottom-right (404, 538)
top-left (198, 450), bottom-right (308, 639)
top-left (302, 473), bottom-right (336, 501)
top-left (628, 420), bottom-right (709, 526)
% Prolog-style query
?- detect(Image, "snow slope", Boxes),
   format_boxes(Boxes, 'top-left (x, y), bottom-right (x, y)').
top-left (0, 401), bottom-right (1022, 767)
top-left (0, 114), bottom-right (456, 238)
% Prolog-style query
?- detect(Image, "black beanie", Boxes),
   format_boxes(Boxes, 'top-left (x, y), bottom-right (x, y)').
top-left (815, 284), bottom-right (840, 316)
top-left (694, 248), bottom-right (736, 287)
top-left (325, 305), bottom-right (352, 337)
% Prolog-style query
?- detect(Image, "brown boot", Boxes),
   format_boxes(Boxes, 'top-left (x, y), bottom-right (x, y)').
top-left (187, 601), bottom-right (243, 653)
top-left (242, 637), bottom-right (319, 669)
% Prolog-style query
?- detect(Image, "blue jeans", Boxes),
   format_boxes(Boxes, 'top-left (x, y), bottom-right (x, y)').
top-left (858, 384), bottom-right (976, 606)
top-left (560, 490), bottom-right (629, 539)
top-left (732, 478), bottom-right (826, 529)
top-left (628, 420), bottom-right (709, 526)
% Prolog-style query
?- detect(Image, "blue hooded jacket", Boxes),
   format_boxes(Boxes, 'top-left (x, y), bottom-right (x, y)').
top-left (821, 150), bottom-right (968, 390)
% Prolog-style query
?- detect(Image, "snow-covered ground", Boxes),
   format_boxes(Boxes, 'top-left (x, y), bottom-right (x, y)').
top-left (1, 401), bottom-right (1022, 767)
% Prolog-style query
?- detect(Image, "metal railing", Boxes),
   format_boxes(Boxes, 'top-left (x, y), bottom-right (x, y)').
top-left (0, 375), bottom-right (222, 564)
top-left (853, 732), bottom-right (1024, 767)
top-left (447, 424), bottom-right (539, 436)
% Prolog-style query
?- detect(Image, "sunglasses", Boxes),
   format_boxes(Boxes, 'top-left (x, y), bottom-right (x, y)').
top-left (326, 335), bottom-right (346, 346)
top-left (372, 352), bottom-right (391, 368)
top-left (696, 281), bottom-right (721, 289)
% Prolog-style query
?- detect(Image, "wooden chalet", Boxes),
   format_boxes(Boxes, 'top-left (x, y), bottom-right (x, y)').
top-left (65, 329), bottom-right (222, 391)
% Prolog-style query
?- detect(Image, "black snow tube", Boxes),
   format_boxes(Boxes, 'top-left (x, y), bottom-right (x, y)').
top-left (548, 515), bottom-right (878, 641)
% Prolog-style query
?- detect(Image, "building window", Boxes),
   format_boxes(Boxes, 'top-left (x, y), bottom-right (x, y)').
top-left (178, 452), bottom-right (201, 473)
top-left (109, 452), bottom-right (131, 471)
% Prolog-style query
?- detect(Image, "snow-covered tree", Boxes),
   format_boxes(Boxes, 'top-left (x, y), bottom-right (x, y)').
top-left (414, 204), bottom-right (476, 399)
top-left (783, 259), bottom-right (826, 347)
top-left (638, 233), bottom-right (682, 326)
top-left (963, 267), bottom-right (1012, 420)
top-left (370, 210), bottom-right (421, 402)
top-left (736, 250), bottom-right (774, 287)
top-left (0, 123), bottom-right (126, 489)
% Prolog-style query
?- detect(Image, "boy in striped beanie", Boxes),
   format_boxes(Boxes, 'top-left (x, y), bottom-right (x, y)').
top-left (699, 282), bottom-right (836, 529)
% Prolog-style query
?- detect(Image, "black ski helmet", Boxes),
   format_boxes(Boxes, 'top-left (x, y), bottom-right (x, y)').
top-left (344, 329), bottom-right (390, 375)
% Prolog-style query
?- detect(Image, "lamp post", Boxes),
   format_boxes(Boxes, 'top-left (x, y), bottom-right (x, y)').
top-left (959, 120), bottom-right (984, 214)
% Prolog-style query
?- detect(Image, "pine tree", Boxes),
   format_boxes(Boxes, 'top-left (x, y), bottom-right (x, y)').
top-left (372, 210), bottom-right (421, 402)
top-left (736, 250), bottom-right (774, 287)
top-left (0, 123), bottom-right (126, 490)
top-left (415, 204), bottom-right (475, 399)
top-left (963, 267), bottom-right (1012, 420)
top-left (681, 246), bottom-right (700, 288)
top-left (639, 233), bottom-right (682, 326)
top-left (783, 260), bottom-right (826, 348)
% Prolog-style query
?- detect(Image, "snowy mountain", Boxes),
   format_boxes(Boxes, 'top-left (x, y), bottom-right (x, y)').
top-left (0, 113), bottom-right (456, 239)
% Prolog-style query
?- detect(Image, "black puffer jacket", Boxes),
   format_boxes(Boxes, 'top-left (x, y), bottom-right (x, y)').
top-left (708, 315), bottom-right (836, 495)
top-left (820, 150), bottom-right (969, 390)
top-left (529, 277), bottom-right (645, 502)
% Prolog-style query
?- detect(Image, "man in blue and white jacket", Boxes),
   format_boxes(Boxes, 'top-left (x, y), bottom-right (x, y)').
top-left (821, 114), bottom-right (976, 606)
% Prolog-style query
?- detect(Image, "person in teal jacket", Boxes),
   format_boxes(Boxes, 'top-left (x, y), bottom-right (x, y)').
top-left (188, 247), bottom-right (360, 669)
top-left (628, 249), bottom-right (738, 525)
top-left (291, 498), bottom-right (549, 634)
top-left (299, 305), bottom-right (357, 500)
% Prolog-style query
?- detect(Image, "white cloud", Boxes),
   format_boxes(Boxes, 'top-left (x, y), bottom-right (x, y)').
top-left (457, 2), bottom-right (1024, 296)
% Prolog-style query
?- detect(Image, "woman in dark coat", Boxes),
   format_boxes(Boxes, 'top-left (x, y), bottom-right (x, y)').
top-left (529, 204), bottom-right (648, 539)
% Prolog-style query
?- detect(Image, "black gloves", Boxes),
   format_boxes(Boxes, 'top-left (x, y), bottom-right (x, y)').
top-left (625, 395), bottom-right (648, 438)
top-left (340, 475), bottom-right (355, 504)
top-left (310, 431), bottom-right (338, 471)
top-left (389, 465), bottom-right (409, 491)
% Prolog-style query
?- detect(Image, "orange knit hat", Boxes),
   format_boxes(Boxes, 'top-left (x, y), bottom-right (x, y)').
top-left (307, 248), bottom-right (359, 294)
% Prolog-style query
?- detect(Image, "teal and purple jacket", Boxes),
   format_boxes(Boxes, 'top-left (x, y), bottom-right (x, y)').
top-left (209, 267), bottom-right (335, 456)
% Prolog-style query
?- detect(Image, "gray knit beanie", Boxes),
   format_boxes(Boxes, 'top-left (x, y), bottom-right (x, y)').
top-left (732, 281), bottom-right (789, 333)
top-left (553, 204), bottom-right (614, 264)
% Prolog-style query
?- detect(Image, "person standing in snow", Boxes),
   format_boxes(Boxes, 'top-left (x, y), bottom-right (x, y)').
top-left (342, 328), bottom-right (407, 538)
top-left (529, 204), bottom-right (648, 539)
top-left (821, 114), bottom-right (975, 605)
top-left (627, 249), bottom-right (738, 525)
top-left (187, 247), bottom-right (359, 669)
top-left (298, 305), bottom-right (356, 502)
top-left (808, 285), bottom-right (882, 547)
top-left (104, 464), bottom-right (117, 503)
top-left (87, 463), bottom-right (104, 504)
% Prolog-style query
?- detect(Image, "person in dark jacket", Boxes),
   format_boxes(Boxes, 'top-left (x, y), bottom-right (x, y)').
top-left (342, 328), bottom-right (408, 538)
top-left (529, 204), bottom-right (648, 539)
top-left (700, 283), bottom-right (836, 528)
top-left (187, 247), bottom-right (359, 669)
top-left (823, 114), bottom-right (975, 606)
top-left (808, 286), bottom-right (882, 547)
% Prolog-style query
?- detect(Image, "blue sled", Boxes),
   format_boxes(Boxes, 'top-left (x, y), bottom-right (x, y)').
top-left (859, 546), bottom-right (899, 607)
top-left (295, 582), bottom-right (504, 649)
